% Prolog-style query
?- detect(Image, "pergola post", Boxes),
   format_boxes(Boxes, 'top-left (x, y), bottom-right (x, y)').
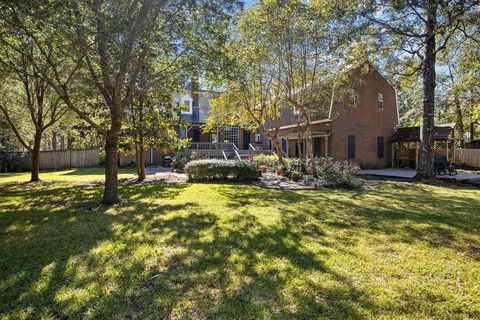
top-left (453, 139), bottom-right (456, 163)
top-left (446, 140), bottom-right (450, 162)
top-left (415, 142), bottom-right (419, 170)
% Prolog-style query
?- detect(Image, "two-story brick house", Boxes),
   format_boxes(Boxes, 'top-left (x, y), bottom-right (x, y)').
top-left (276, 63), bottom-right (399, 168)
top-left (120, 63), bottom-right (399, 166)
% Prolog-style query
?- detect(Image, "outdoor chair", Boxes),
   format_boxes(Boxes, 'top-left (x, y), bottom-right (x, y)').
top-left (434, 155), bottom-right (457, 176)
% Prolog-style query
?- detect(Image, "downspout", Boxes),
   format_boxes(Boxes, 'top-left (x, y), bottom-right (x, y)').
top-left (328, 87), bottom-right (335, 119)
top-left (394, 86), bottom-right (400, 126)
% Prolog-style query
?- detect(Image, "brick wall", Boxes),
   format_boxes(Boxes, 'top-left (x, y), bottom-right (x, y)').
top-left (330, 65), bottom-right (398, 167)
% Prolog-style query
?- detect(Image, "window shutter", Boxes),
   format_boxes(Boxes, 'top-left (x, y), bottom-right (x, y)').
top-left (377, 136), bottom-right (384, 158)
top-left (348, 135), bottom-right (356, 159)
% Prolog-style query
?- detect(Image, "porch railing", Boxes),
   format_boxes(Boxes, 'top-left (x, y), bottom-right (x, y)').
top-left (188, 142), bottom-right (236, 151)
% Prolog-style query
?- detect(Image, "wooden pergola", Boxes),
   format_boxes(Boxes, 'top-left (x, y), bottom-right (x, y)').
top-left (390, 123), bottom-right (463, 169)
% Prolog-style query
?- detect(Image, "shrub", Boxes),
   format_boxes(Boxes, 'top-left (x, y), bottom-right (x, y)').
top-left (171, 154), bottom-right (188, 172)
top-left (284, 157), bottom-right (308, 176)
top-left (290, 171), bottom-right (303, 181)
top-left (185, 160), bottom-right (259, 181)
top-left (252, 154), bottom-right (279, 169)
top-left (190, 151), bottom-right (206, 161)
top-left (314, 157), bottom-right (361, 189)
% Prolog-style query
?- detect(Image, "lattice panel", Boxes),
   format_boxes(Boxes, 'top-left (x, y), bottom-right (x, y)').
top-left (433, 140), bottom-right (447, 158)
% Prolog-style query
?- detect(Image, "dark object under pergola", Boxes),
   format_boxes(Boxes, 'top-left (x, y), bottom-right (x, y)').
top-left (390, 123), bottom-right (463, 169)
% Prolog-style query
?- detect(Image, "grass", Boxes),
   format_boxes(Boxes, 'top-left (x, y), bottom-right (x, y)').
top-left (1, 169), bottom-right (479, 319)
top-left (0, 167), bottom-right (136, 184)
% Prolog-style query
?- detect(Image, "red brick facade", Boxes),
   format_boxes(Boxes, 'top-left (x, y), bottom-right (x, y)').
top-left (278, 64), bottom-right (399, 168)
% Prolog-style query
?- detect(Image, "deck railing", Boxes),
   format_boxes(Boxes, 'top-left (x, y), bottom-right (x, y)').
top-left (188, 142), bottom-right (237, 151)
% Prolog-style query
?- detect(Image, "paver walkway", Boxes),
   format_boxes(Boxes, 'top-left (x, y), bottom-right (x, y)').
top-left (358, 168), bottom-right (480, 183)
top-left (254, 172), bottom-right (314, 190)
top-left (358, 168), bottom-right (417, 178)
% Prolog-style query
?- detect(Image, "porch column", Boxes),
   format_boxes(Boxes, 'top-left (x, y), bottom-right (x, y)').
top-left (324, 135), bottom-right (328, 157)
top-left (286, 138), bottom-right (289, 157)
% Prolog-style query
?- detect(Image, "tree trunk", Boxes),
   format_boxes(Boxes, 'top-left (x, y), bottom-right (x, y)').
top-left (271, 135), bottom-right (284, 164)
top-left (417, 4), bottom-right (437, 180)
top-left (52, 132), bottom-right (57, 151)
top-left (453, 93), bottom-right (464, 147)
top-left (30, 131), bottom-right (42, 182)
top-left (296, 129), bottom-right (304, 159)
top-left (102, 131), bottom-right (120, 205)
top-left (305, 122), bottom-right (317, 176)
top-left (135, 142), bottom-right (146, 181)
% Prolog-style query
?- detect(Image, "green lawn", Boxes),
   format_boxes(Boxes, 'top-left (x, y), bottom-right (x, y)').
top-left (1, 169), bottom-right (479, 319)
top-left (0, 167), bottom-right (136, 184)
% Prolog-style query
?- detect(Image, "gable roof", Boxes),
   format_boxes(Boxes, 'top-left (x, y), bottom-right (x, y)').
top-left (390, 124), bottom-right (456, 142)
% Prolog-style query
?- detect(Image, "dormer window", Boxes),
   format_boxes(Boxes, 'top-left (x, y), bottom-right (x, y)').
top-left (180, 96), bottom-right (193, 114)
top-left (377, 93), bottom-right (384, 110)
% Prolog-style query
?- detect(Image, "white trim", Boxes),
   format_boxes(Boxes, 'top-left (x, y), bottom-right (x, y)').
top-left (328, 88), bottom-right (335, 119)
top-left (180, 96), bottom-right (193, 114)
top-left (394, 87), bottom-right (400, 125)
top-left (279, 119), bottom-right (332, 130)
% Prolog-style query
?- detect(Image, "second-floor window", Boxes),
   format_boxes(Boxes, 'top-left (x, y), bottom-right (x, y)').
top-left (349, 89), bottom-right (358, 107)
top-left (377, 93), bottom-right (384, 110)
top-left (180, 97), bottom-right (193, 114)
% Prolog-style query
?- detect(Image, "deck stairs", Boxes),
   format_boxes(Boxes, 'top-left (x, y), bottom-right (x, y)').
top-left (187, 142), bottom-right (272, 161)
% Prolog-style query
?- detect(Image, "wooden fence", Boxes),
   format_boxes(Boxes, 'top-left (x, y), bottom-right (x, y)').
top-left (7, 149), bottom-right (100, 171)
top-left (455, 149), bottom-right (480, 168)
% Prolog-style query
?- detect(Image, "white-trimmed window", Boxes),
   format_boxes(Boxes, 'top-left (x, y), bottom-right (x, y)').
top-left (180, 96), bottom-right (193, 114)
top-left (293, 106), bottom-right (300, 115)
top-left (377, 93), bottom-right (384, 110)
top-left (224, 126), bottom-right (239, 147)
top-left (255, 133), bottom-right (262, 142)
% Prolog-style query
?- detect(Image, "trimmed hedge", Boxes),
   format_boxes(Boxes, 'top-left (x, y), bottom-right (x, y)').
top-left (185, 159), bottom-right (259, 181)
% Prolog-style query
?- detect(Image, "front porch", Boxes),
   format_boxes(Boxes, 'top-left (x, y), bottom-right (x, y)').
top-left (278, 133), bottom-right (331, 158)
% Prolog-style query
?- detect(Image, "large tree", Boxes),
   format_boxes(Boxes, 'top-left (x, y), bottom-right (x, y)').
top-left (208, 0), bottom-right (350, 174)
top-left (1, 0), bottom-right (237, 204)
top-left (0, 44), bottom-right (67, 181)
top-left (205, 24), bottom-right (287, 163)
top-left (123, 64), bottom-right (187, 181)
top-left (358, 0), bottom-right (479, 179)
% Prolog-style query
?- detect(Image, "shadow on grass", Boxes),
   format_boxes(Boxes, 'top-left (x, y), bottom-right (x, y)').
top-left (0, 181), bottom-right (479, 318)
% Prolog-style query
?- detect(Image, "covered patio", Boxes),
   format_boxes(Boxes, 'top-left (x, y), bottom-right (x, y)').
top-left (390, 123), bottom-right (463, 169)
top-left (277, 121), bottom-right (332, 158)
